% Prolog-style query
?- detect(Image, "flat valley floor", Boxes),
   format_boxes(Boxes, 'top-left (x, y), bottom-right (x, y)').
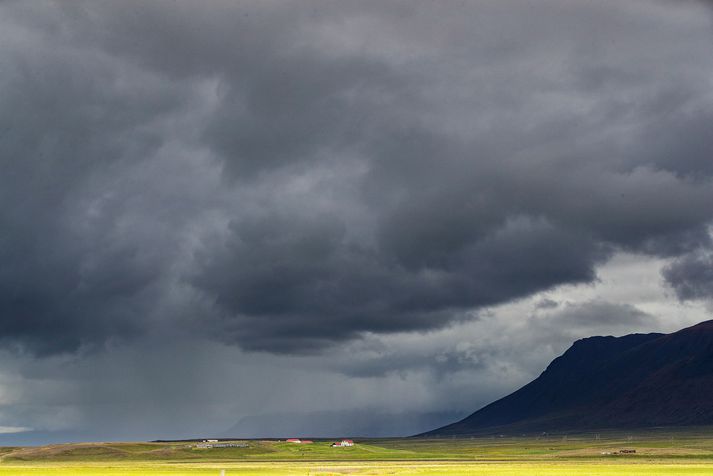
top-left (4, 462), bottom-right (713, 475)
top-left (5, 429), bottom-right (713, 475)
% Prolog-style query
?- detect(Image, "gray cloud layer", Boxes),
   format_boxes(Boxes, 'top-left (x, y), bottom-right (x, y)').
top-left (2, 0), bottom-right (713, 356)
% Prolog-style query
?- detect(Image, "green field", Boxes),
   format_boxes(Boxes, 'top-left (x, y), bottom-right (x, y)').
top-left (5, 429), bottom-right (713, 474)
top-left (3, 462), bottom-right (713, 476)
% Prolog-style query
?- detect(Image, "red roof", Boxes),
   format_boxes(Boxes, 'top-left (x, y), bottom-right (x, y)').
top-left (342, 440), bottom-right (353, 443)
top-left (286, 438), bottom-right (301, 442)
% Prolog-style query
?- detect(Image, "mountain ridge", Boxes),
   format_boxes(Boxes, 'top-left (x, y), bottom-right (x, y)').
top-left (421, 320), bottom-right (713, 436)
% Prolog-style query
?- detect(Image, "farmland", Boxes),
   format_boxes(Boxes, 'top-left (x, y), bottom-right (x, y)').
top-left (4, 429), bottom-right (713, 474)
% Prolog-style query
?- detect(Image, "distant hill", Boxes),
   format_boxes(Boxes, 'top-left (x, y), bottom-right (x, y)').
top-left (422, 320), bottom-right (713, 436)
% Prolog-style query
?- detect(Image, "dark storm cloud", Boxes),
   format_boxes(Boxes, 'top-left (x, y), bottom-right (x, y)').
top-left (0, 13), bottom-right (190, 353)
top-left (1, 0), bottom-right (713, 355)
top-left (663, 250), bottom-right (713, 301)
top-left (333, 299), bottom-right (654, 379)
top-left (193, 213), bottom-right (602, 352)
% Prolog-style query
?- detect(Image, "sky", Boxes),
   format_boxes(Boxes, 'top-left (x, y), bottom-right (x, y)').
top-left (1, 0), bottom-right (713, 444)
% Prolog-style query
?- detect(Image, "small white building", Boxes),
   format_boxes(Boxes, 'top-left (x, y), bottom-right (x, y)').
top-left (331, 439), bottom-right (354, 447)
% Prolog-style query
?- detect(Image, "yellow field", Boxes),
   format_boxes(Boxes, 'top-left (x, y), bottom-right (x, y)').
top-left (4, 462), bottom-right (713, 475)
top-left (6, 431), bottom-right (713, 474)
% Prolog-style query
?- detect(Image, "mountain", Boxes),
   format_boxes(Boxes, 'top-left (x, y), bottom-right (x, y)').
top-left (422, 320), bottom-right (713, 436)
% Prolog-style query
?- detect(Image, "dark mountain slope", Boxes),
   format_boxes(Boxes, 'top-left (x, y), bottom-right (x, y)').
top-left (423, 320), bottom-right (713, 436)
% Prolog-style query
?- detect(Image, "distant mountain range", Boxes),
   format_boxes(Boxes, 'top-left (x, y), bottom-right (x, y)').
top-left (423, 320), bottom-right (713, 436)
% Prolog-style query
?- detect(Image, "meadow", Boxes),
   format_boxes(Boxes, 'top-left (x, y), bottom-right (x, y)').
top-left (5, 429), bottom-right (713, 475)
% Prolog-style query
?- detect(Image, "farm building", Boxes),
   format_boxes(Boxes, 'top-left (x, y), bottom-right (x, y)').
top-left (286, 438), bottom-right (313, 444)
top-left (193, 442), bottom-right (248, 449)
top-left (331, 439), bottom-right (354, 447)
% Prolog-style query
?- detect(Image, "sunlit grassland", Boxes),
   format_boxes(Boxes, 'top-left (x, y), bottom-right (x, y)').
top-left (5, 429), bottom-right (713, 474)
top-left (3, 462), bottom-right (713, 475)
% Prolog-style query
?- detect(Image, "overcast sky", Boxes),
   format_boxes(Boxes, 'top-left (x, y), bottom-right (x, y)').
top-left (1, 0), bottom-right (713, 444)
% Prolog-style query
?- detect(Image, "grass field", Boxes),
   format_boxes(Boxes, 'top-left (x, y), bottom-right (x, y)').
top-left (4, 462), bottom-right (713, 475)
top-left (5, 429), bottom-right (713, 474)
